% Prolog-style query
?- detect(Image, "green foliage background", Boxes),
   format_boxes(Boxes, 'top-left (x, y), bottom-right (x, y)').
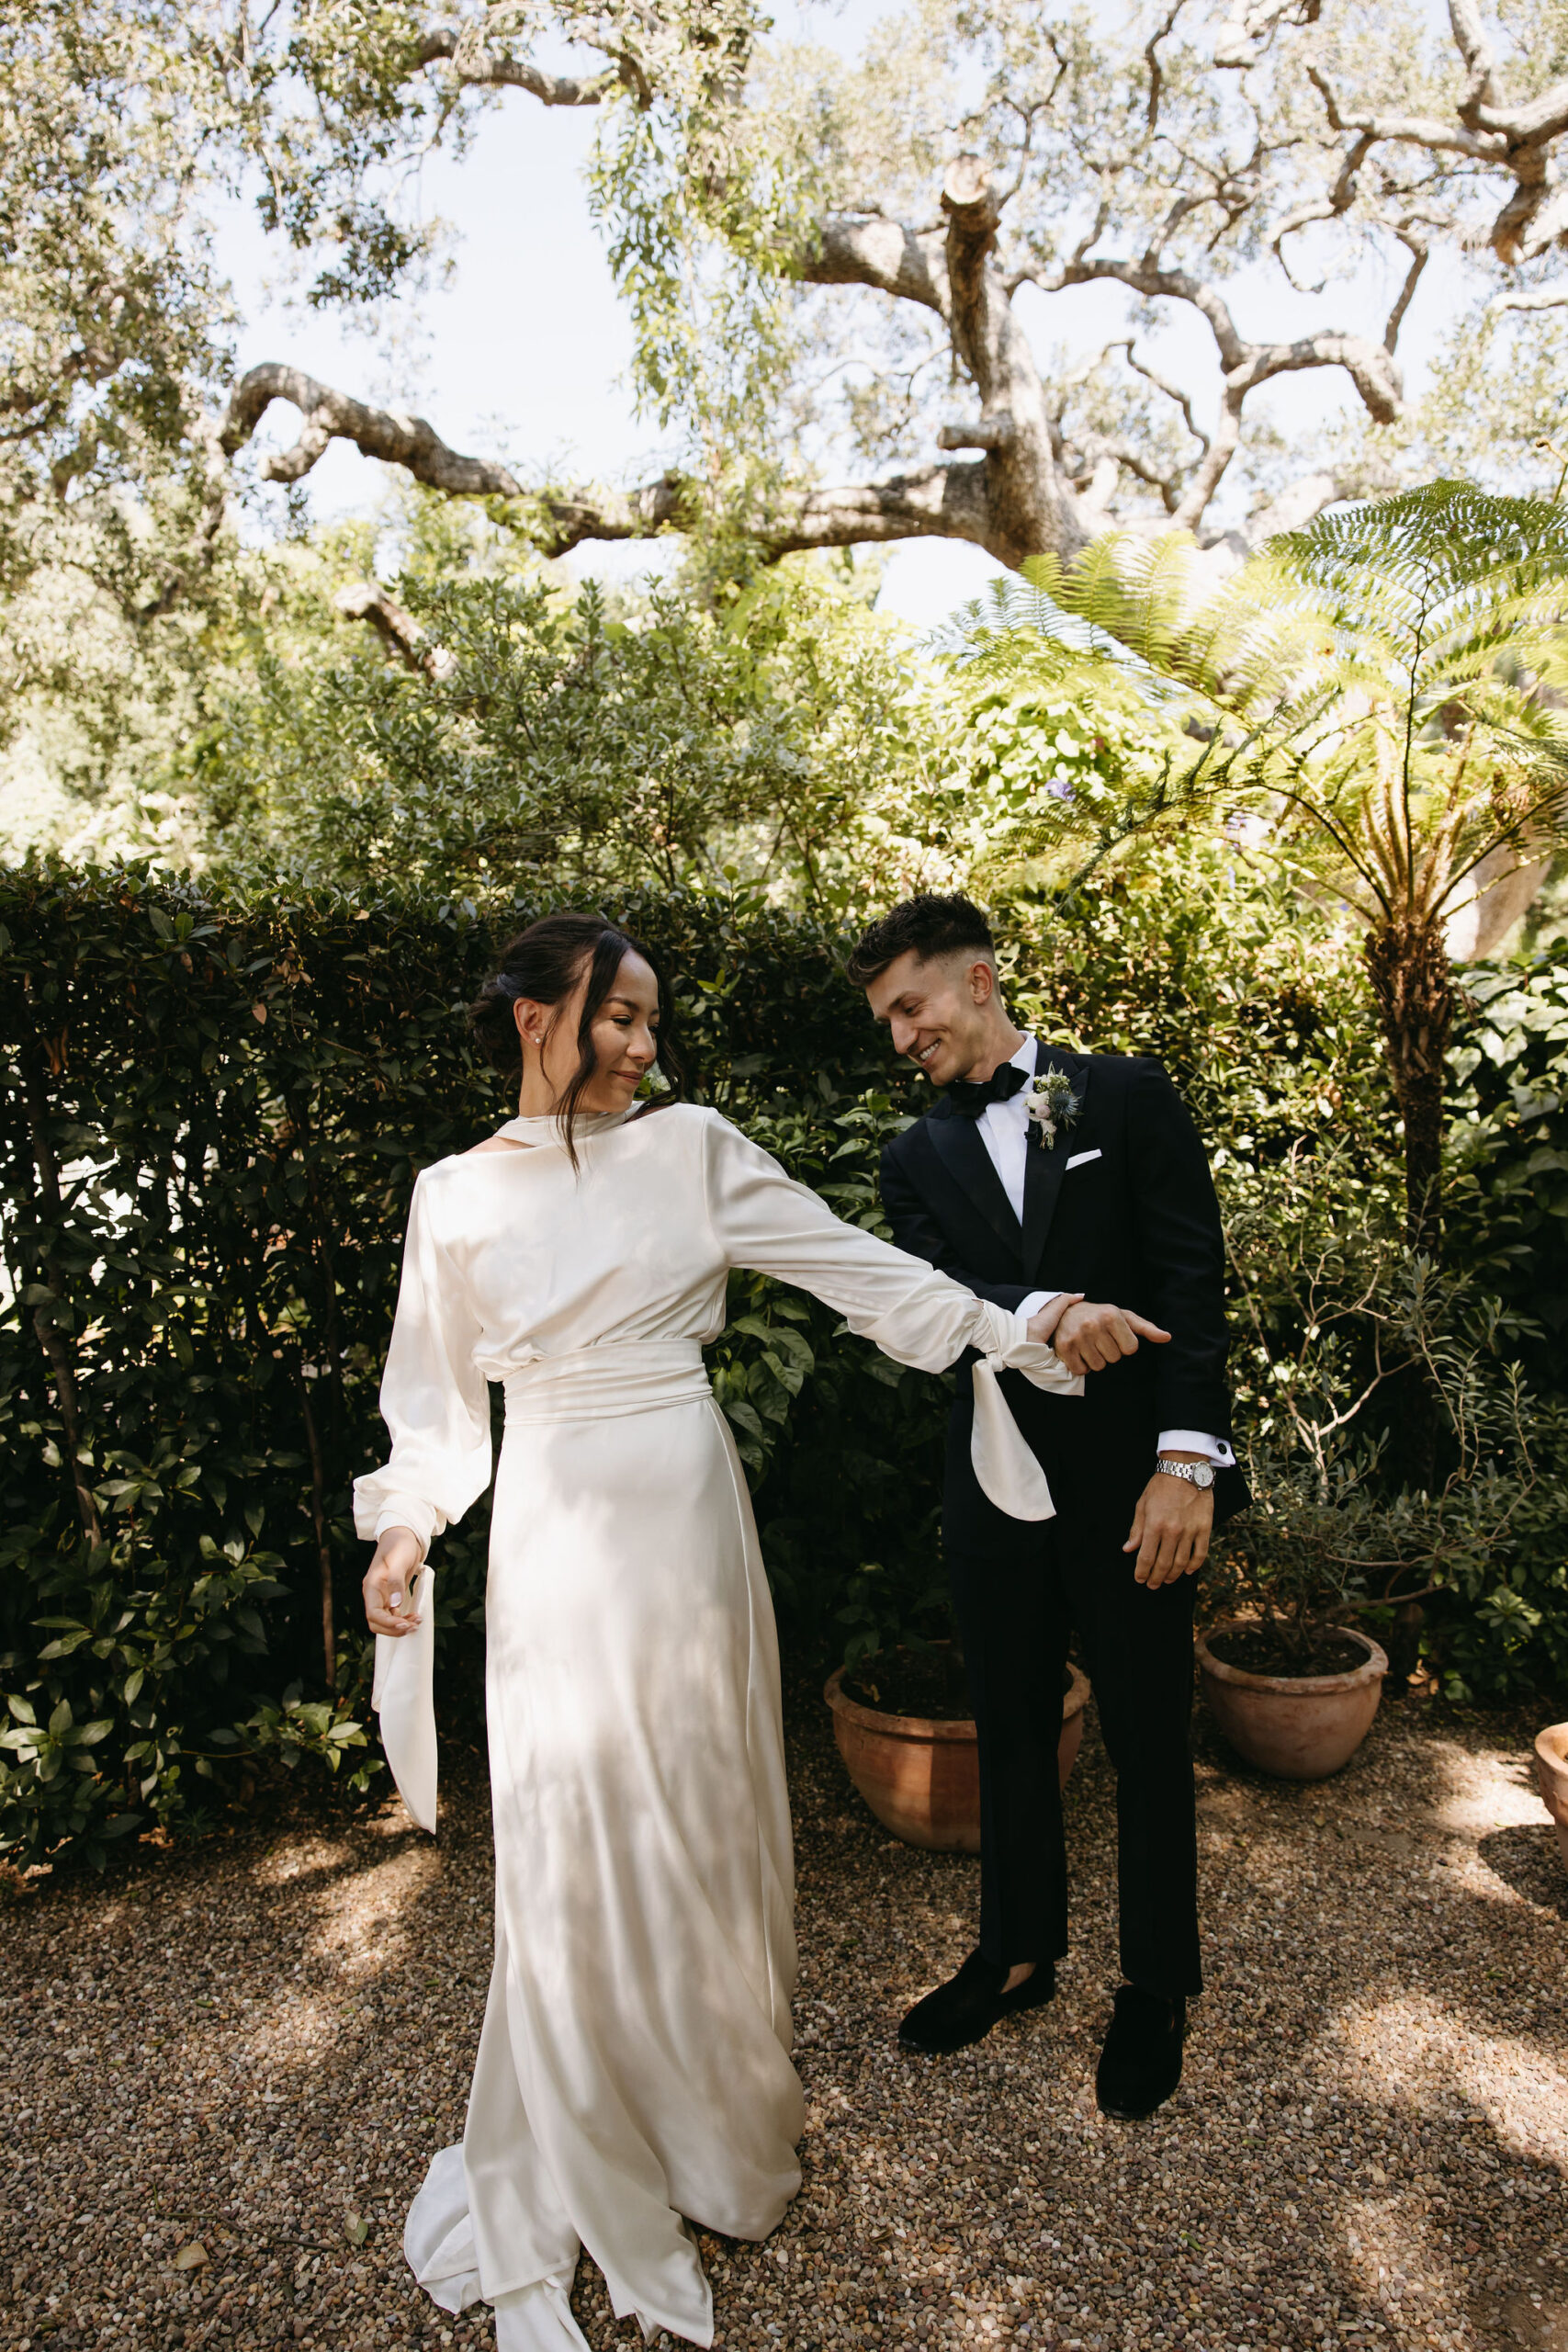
top-left (186, 560), bottom-right (960, 910)
top-left (3, 847), bottom-right (1565, 1868)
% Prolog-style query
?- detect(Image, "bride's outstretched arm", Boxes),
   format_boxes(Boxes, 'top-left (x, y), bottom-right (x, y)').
top-left (702, 1114), bottom-right (1083, 1520)
top-left (702, 1111), bottom-right (1075, 1374)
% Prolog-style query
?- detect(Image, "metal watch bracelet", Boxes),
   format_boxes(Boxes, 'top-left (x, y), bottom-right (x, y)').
top-left (1154, 1455), bottom-right (1216, 1490)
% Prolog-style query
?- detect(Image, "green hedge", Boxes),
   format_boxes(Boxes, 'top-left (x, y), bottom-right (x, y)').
top-left (3, 855), bottom-right (1562, 1870)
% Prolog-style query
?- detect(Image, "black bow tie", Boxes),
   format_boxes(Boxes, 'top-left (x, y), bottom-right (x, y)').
top-left (945, 1062), bottom-right (1029, 1118)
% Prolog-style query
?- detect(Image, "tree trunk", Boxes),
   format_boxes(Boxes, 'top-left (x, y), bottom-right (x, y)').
top-left (1382, 1599), bottom-right (1427, 1698)
top-left (1363, 915), bottom-right (1454, 1258)
top-left (1363, 915), bottom-right (1455, 1495)
top-left (935, 158), bottom-right (1085, 569)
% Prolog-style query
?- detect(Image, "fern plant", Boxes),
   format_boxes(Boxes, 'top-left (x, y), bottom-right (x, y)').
top-left (943, 482), bottom-right (1568, 1260)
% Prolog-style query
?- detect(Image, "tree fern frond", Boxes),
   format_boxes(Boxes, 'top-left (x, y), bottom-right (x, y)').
top-left (942, 481), bottom-right (1568, 941)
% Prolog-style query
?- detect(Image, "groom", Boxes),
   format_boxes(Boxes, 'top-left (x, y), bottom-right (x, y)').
top-left (848, 894), bottom-right (1246, 2120)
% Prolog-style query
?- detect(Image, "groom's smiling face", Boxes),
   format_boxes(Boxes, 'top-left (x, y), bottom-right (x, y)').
top-left (863, 948), bottom-right (1008, 1086)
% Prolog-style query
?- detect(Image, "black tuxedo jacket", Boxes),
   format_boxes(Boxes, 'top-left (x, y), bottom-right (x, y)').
top-left (880, 1043), bottom-right (1248, 1554)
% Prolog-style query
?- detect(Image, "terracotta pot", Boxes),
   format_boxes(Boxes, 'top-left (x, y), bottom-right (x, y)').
top-left (1196, 1620), bottom-right (1388, 1781)
top-left (823, 1656), bottom-right (1090, 1853)
top-left (1534, 1723), bottom-right (1568, 1871)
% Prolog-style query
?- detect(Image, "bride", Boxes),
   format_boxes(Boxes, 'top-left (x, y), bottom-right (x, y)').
top-left (355, 911), bottom-right (1081, 2351)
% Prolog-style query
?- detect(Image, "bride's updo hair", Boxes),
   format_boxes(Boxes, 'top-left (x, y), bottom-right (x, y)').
top-left (469, 912), bottom-right (691, 1155)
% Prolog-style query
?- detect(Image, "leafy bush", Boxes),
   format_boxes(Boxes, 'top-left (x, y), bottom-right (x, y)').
top-left (1, 871), bottom-right (480, 1865)
top-left (186, 560), bottom-right (961, 914)
top-left (1450, 956), bottom-right (1568, 1349)
top-left (1186, 967), bottom-right (1568, 1701)
top-left (1202, 1228), bottom-right (1540, 1686)
top-left (1426, 960), bottom-right (1568, 1696)
top-left (1001, 866), bottom-right (1568, 1706)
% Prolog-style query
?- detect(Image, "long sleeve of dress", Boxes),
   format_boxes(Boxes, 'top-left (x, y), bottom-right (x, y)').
top-left (702, 1114), bottom-right (1080, 1518)
top-left (352, 1171), bottom-right (494, 1556)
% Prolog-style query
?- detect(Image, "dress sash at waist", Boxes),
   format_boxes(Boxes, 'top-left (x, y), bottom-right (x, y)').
top-left (502, 1339), bottom-right (712, 1426)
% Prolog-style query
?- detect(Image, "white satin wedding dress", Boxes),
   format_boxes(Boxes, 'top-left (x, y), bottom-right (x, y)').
top-left (354, 1102), bottom-right (1079, 2351)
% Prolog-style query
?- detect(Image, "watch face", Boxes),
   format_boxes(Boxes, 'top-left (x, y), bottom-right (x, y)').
top-left (1195, 1463), bottom-right (1215, 1489)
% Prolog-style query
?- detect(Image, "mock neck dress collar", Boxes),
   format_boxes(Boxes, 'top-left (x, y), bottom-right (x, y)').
top-left (495, 1108), bottom-right (635, 1148)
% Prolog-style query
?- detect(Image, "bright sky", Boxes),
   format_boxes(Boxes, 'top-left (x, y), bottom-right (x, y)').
top-left (224, 2), bottom-right (1462, 631)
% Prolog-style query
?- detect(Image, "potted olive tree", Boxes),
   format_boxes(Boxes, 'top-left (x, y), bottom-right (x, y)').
top-left (1198, 1442), bottom-right (1551, 1776)
top-left (1202, 1148), bottom-right (1538, 1778)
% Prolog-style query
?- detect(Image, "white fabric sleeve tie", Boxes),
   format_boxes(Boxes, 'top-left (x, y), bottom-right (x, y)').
top-left (370, 1565), bottom-right (438, 1834)
top-left (967, 1303), bottom-right (1084, 1521)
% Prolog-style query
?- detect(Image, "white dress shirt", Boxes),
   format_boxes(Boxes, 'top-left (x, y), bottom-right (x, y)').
top-left (974, 1035), bottom-right (1235, 1471)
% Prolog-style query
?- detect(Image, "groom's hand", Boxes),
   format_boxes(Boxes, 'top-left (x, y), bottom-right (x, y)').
top-left (1050, 1300), bottom-right (1171, 1376)
top-left (1124, 1461), bottom-right (1213, 1589)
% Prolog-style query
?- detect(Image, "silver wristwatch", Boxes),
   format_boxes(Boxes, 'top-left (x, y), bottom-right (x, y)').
top-left (1155, 1455), bottom-right (1216, 1490)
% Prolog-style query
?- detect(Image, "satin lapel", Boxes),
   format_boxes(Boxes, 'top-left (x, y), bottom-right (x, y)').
top-left (1021, 1045), bottom-right (1089, 1282)
top-left (925, 1100), bottom-right (1022, 1255)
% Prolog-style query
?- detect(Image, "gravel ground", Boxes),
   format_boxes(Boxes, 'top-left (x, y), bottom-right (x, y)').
top-left (4, 1684), bottom-right (1566, 2352)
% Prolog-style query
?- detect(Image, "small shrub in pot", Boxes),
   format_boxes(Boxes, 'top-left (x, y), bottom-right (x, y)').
top-left (1201, 1441), bottom-right (1540, 1775)
top-left (1214, 1136), bottom-right (1546, 1742)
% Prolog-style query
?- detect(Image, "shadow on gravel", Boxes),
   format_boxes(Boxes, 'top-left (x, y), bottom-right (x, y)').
top-left (1477, 1825), bottom-right (1568, 1920)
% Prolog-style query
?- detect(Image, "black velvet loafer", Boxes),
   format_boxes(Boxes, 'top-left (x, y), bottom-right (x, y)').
top-left (1095, 1984), bottom-right (1187, 2119)
top-left (897, 1950), bottom-right (1057, 2054)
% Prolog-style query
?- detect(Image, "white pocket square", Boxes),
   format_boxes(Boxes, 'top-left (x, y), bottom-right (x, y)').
top-left (1065, 1148), bottom-right (1102, 1170)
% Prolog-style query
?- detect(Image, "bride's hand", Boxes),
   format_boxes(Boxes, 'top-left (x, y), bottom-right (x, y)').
top-left (1025, 1293), bottom-right (1083, 1347)
top-left (364, 1528), bottom-right (425, 1637)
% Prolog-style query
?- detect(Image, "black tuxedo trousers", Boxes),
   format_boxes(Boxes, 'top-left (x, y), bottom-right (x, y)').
top-left (948, 1471), bottom-right (1201, 1995)
top-left (880, 1048), bottom-right (1245, 2000)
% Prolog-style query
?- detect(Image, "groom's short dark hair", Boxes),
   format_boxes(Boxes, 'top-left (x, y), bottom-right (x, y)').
top-left (846, 894), bottom-right (996, 986)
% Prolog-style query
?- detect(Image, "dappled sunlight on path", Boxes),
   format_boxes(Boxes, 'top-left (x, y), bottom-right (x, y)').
top-left (2, 1694), bottom-right (1564, 2352)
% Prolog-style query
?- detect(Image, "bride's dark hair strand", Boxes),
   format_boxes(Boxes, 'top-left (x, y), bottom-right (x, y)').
top-left (468, 912), bottom-right (692, 1167)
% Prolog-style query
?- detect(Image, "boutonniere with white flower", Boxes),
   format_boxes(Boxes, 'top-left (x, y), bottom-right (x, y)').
top-left (1025, 1068), bottom-right (1082, 1150)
